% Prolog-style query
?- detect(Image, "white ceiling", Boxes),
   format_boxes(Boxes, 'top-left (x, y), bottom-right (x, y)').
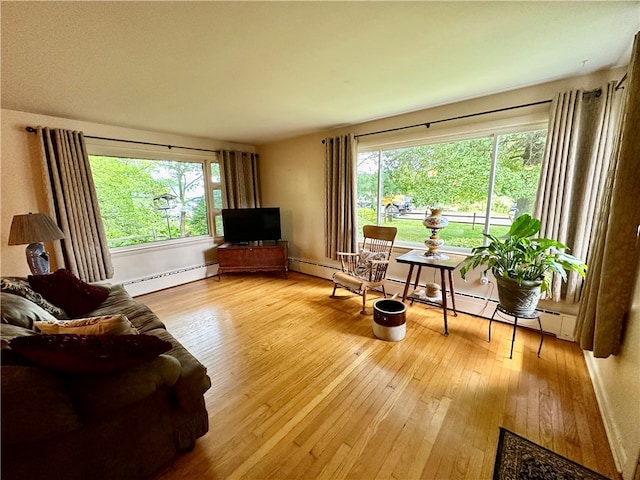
top-left (2, 1), bottom-right (639, 145)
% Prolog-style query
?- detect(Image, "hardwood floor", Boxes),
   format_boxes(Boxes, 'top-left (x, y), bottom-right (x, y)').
top-left (143, 272), bottom-right (619, 480)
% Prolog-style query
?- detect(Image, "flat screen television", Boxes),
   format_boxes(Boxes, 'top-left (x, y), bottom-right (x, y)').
top-left (221, 207), bottom-right (281, 244)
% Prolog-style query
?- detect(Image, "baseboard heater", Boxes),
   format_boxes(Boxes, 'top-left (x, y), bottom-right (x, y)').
top-left (122, 262), bottom-right (218, 297)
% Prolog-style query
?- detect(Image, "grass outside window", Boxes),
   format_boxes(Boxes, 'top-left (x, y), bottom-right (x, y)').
top-left (358, 209), bottom-right (510, 250)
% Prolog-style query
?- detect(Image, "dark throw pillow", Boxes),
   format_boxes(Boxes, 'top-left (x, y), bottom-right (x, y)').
top-left (28, 269), bottom-right (110, 317)
top-left (9, 334), bottom-right (173, 375)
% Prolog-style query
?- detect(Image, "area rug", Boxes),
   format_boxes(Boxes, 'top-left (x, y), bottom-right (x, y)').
top-left (493, 427), bottom-right (610, 480)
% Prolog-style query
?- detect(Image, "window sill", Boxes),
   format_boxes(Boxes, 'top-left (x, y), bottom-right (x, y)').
top-left (110, 235), bottom-right (220, 257)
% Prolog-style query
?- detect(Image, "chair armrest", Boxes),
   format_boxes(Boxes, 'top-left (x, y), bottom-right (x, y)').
top-left (336, 252), bottom-right (359, 273)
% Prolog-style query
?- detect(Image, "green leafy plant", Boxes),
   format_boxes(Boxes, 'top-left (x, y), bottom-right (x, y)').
top-left (460, 214), bottom-right (587, 297)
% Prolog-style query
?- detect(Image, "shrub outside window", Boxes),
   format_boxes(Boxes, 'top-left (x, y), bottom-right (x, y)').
top-left (357, 129), bottom-right (547, 250)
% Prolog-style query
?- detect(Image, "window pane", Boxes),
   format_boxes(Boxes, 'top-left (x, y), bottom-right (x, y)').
top-left (212, 188), bottom-right (224, 237)
top-left (357, 128), bottom-right (547, 251)
top-left (493, 130), bottom-right (546, 223)
top-left (357, 151), bottom-right (381, 225)
top-left (212, 189), bottom-right (223, 209)
top-left (211, 162), bottom-right (221, 183)
top-left (89, 155), bottom-right (209, 247)
top-left (359, 137), bottom-right (493, 249)
top-left (215, 215), bottom-right (224, 236)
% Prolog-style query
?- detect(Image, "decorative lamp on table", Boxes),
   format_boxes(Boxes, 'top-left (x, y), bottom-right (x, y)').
top-left (8, 213), bottom-right (65, 275)
top-left (422, 207), bottom-right (449, 260)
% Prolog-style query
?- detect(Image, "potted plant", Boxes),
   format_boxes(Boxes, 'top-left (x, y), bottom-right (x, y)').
top-left (460, 214), bottom-right (587, 316)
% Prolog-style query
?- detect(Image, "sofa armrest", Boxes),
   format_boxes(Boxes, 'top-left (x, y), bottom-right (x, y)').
top-left (148, 329), bottom-right (212, 407)
top-left (65, 354), bottom-right (182, 420)
top-left (1, 365), bottom-right (82, 445)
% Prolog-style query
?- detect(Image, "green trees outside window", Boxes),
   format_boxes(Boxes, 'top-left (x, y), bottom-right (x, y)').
top-left (89, 155), bottom-right (213, 248)
top-left (357, 129), bottom-right (547, 249)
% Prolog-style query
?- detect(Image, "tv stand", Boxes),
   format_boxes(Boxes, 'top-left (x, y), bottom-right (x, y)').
top-left (217, 241), bottom-right (288, 279)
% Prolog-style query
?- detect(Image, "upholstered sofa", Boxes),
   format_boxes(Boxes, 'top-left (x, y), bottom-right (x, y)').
top-left (1, 273), bottom-right (211, 480)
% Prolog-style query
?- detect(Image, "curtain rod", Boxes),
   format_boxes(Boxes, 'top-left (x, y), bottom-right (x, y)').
top-left (351, 99), bottom-right (553, 140)
top-left (25, 126), bottom-right (220, 154)
top-left (324, 84), bottom-right (610, 143)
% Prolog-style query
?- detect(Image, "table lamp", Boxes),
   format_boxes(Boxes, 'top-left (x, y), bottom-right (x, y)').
top-left (8, 213), bottom-right (65, 275)
top-left (423, 207), bottom-right (449, 260)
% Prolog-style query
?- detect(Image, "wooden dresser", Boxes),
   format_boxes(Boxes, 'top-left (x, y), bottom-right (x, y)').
top-left (217, 241), bottom-right (288, 278)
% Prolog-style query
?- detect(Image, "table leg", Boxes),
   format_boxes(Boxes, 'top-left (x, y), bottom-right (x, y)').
top-left (447, 270), bottom-right (458, 317)
top-left (401, 264), bottom-right (415, 302)
top-left (413, 266), bottom-right (423, 290)
top-left (440, 268), bottom-right (449, 336)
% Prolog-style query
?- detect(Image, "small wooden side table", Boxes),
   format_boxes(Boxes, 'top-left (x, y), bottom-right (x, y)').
top-left (489, 304), bottom-right (543, 359)
top-left (395, 250), bottom-right (467, 336)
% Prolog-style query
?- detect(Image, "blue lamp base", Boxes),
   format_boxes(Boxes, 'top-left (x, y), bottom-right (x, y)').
top-left (25, 242), bottom-right (51, 275)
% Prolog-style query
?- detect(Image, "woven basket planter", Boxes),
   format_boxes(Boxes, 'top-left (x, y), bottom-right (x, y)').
top-left (495, 275), bottom-right (542, 316)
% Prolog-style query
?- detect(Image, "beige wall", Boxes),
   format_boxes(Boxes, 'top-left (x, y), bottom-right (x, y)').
top-left (0, 108), bottom-right (253, 290)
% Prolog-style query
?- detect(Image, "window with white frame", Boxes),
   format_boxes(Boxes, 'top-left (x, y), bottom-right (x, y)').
top-left (88, 152), bottom-right (223, 248)
top-left (357, 127), bottom-right (547, 250)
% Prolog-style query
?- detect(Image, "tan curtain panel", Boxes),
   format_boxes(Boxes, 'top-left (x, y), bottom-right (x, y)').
top-left (575, 32), bottom-right (640, 358)
top-left (219, 150), bottom-right (261, 208)
top-left (324, 134), bottom-right (357, 260)
top-left (533, 82), bottom-right (621, 302)
top-left (37, 127), bottom-right (113, 282)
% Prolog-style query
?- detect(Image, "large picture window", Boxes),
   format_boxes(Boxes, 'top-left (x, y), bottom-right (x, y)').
top-left (89, 155), bottom-right (222, 248)
top-left (357, 128), bottom-right (547, 250)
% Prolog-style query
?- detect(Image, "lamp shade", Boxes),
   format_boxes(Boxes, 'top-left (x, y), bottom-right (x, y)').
top-left (8, 213), bottom-right (65, 245)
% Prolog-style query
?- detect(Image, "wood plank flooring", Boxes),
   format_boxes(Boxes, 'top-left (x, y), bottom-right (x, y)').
top-left (143, 272), bottom-right (619, 480)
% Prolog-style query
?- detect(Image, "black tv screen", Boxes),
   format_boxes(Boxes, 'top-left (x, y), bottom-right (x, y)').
top-left (221, 208), bottom-right (281, 244)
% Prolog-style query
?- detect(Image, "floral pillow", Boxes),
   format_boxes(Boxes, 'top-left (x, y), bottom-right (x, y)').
top-left (1, 277), bottom-right (65, 318)
top-left (353, 250), bottom-right (387, 279)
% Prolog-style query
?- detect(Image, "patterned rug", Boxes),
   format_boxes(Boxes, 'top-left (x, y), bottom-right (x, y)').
top-left (493, 427), bottom-right (610, 480)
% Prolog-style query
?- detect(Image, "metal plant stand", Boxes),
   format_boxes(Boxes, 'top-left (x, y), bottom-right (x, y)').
top-left (489, 304), bottom-right (543, 359)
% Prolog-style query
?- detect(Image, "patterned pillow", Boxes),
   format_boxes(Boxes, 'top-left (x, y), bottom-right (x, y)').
top-left (353, 250), bottom-right (387, 279)
top-left (35, 315), bottom-right (139, 335)
top-left (28, 269), bottom-right (109, 318)
top-left (10, 334), bottom-right (172, 375)
top-left (1, 277), bottom-right (65, 318)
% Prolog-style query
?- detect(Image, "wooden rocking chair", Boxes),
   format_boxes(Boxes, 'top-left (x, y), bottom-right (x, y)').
top-left (331, 225), bottom-right (398, 314)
